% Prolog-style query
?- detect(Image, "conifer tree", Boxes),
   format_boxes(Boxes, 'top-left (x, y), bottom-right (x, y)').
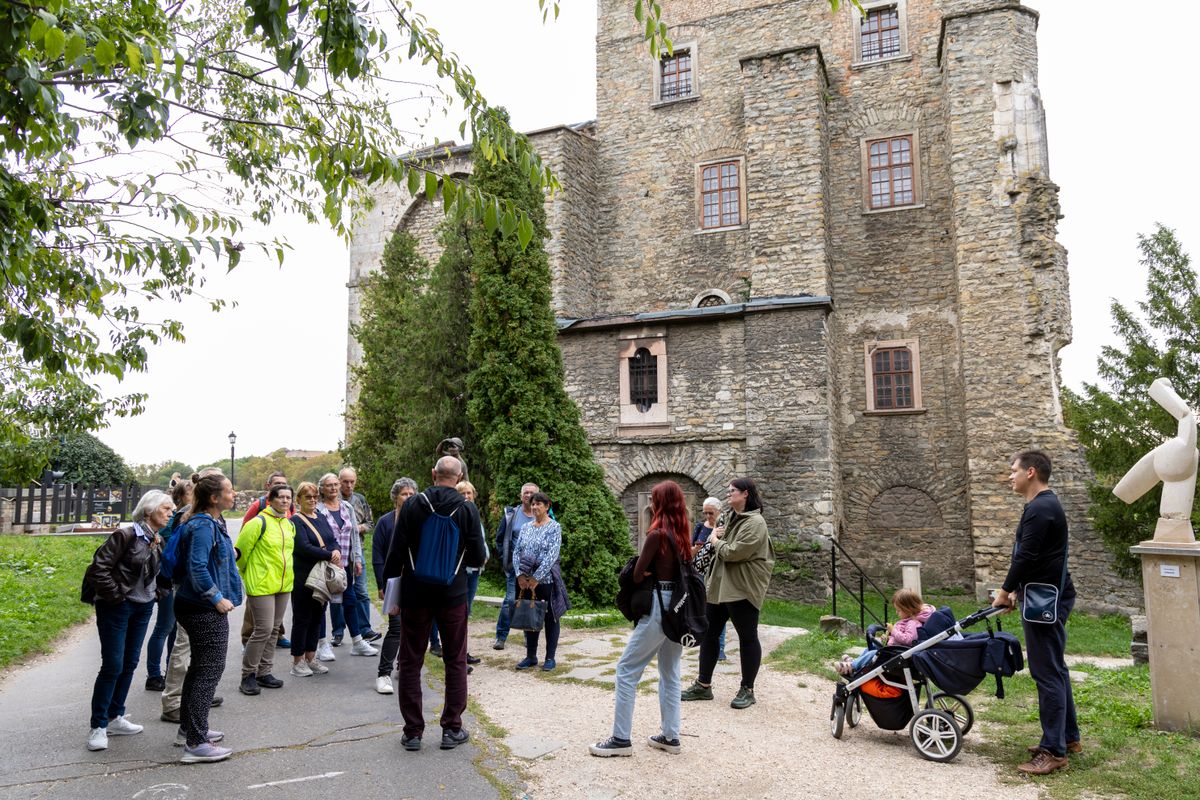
top-left (466, 119), bottom-right (632, 606)
top-left (1063, 224), bottom-right (1200, 577)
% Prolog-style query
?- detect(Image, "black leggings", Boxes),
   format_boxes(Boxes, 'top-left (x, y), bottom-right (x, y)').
top-left (290, 585), bottom-right (324, 657)
top-left (698, 600), bottom-right (761, 689)
top-left (523, 583), bottom-right (560, 661)
top-left (174, 598), bottom-right (228, 747)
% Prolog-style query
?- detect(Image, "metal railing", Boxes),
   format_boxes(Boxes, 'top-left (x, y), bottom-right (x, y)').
top-left (830, 534), bottom-right (890, 632)
top-left (11, 482), bottom-right (144, 527)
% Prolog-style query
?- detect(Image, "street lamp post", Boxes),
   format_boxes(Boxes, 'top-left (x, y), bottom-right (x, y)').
top-left (228, 431), bottom-right (237, 487)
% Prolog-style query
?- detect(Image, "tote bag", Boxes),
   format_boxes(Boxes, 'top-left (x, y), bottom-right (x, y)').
top-left (510, 588), bottom-right (547, 632)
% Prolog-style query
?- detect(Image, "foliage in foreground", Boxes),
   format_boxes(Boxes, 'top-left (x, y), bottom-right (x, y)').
top-left (1063, 224), bottom-right (1200, 577)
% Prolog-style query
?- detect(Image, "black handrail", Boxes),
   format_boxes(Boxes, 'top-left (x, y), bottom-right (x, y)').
top-left (830, 533), bottom-right (890, 632)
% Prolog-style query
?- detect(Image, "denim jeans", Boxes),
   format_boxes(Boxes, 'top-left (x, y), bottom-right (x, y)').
top-left (494, 571), bottom-right (517, 641)
top-left (144, 588), bottom-right (176, 679)
top-left (332, 568), bottom-right (371, 637)
top-left (90, 599), bottom-right (155, 728)
top-left (612, 586), bottom-right (682, 741)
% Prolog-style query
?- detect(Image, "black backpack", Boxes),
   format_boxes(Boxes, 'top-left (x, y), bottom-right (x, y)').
top-left (655, 534), bottom-right (708, 647)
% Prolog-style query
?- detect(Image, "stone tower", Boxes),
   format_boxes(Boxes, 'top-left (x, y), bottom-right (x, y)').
top-left (346, 0), bottom-right (1140, 611)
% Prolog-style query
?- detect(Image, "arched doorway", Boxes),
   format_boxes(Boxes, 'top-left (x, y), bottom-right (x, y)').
top-left (619, 473), bottom-right (708, 550)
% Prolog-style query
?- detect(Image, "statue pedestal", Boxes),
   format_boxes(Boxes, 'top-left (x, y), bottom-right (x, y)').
top-left (1130, 520), bottom-right (1200, 732)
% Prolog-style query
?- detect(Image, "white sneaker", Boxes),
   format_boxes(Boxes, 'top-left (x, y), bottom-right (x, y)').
top-left (290, 661), bottom-right (314, 677)
top-left (107, 715), bottom-right (143, 735)
top-left (307, 659), bottom-right (329, 674)
top-left (351, 637), bottom-right (379, 656)
top-left (87, 727), bottom-right (108, 751)
top-left (316, 641), bottom-right (336, 662)
top-left (375, 675), bottom-right (394, 694)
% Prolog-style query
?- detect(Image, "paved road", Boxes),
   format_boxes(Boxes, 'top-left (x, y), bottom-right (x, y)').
top-left (0, 599), bottom-right (515, 800)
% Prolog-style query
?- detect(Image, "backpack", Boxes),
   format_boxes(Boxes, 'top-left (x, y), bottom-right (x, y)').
top-left (160, 514), bottom-right (217, 584)
top-left (654, 533), bottom-right (709, 647)
top-left (615, 555), bottom-right (654, 622)
top-left (408, 492), bottom-right (465, 586)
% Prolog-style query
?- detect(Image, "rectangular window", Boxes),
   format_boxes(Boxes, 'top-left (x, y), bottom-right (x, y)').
top-left (660, 50), bottom-right (693, 101)
top-left (860, 6), bottom-right (902, 62)
top-left (867, 135), bottom-right (915, 210)
top-left (864, 339), bottom-right (924, 413)
top-left (701, 161), bottom-right (741, 229)
top-left (619, 332), bottom-right (669, 429)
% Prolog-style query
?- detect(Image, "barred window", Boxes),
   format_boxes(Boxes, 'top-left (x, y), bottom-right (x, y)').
top-left (660, 50), bottom-right (693, 100)
top-left (872, 347), bottom-right (914, 410)
top-left (867, 135), bottom-right (915, 209)
top-left (629, 348), bottom-right (658, 412)
top-left (860, 6), bottom-right (902, 62)
top-left (701, 161), bottom-right (742, 229)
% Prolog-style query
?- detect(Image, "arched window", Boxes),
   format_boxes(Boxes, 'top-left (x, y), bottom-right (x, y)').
top-left (629, 347), bottom-right (658, 412)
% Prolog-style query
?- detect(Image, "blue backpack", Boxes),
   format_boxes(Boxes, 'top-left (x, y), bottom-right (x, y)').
top-left (408, 492), bottom-right (464, 586)
top-left (159, 513), bottom-right (216, 584)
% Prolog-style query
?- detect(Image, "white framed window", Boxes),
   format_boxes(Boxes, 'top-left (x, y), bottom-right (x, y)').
top-left (852, 0), bottom-right (910, 66)
top-left (619, 330), bottom-right (669, 427)
top-left (864, 338), bottom-right (924, 413)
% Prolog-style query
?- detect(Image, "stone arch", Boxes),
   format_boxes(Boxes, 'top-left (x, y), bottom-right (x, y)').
top-left (601, 446), bottom-right (730, 504)
top-left (618, 472), bottom-right (708, 550)
top-left (691, 288), bottom-right (732, 308)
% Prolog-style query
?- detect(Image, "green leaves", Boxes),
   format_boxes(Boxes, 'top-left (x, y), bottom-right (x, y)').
top-left (94, 37), bottom-right (116, 67)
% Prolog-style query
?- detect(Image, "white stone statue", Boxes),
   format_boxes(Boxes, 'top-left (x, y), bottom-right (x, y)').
top-left (1112, 378), bottom-right (1198, 522)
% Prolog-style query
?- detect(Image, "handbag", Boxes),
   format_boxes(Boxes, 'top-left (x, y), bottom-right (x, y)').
top-left (510, 587), bottom-right (547, 632)
top-left (297, 515), bottom-right (348, 601)
top-left (1021, 538), bottom-right (1068, 625)
top-left (692, 540), bottom-right (716, 575)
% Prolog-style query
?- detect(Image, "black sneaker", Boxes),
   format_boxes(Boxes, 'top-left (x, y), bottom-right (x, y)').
top-left (647, 734), bottom-right (681, 754)
top-left (401, 735), bottom-right (422, 752)
top-left (429, 644), bottom-right (443, 658)
top-left (363, 630), bottom-right (383, 643)
top-left (466, 653), bottom-right (481, 665)
top-left (255, 674), bottom-right (284, 689)
top-left (210, 695), bottom-right (224, 708)
top-left (589, 736), bottom-right (633, 757)
top-left (440, 728), bottom-right (470, 750)
top-left (331, 634), bottom-right (344, 647)
top-left (145, 675), bottom-right (165, 692)
top-left (239, 675), bottom-right (261, 696)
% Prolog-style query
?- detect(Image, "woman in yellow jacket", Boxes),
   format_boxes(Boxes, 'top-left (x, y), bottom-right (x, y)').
top-left (235, 484), bottom-right (296, 695)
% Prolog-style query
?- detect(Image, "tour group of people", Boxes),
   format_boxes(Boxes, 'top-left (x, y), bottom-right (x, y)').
top-left (82, 443), bottom-right (1076, 774)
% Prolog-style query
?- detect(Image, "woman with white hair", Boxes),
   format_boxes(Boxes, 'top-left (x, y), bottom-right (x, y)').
top-left (82, 489), bottom-right (174, 752)
top-left (692, 497), bottom-right (727, 662)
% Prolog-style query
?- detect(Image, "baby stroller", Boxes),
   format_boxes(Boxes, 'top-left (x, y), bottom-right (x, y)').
top-left (828, 605), bottom-right (1022, 762)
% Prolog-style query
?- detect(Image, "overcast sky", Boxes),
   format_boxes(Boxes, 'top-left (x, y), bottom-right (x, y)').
top-left (95, 1), bottom-right (1200, 469)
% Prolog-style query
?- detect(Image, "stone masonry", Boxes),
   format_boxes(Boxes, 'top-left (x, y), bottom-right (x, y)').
top-left (346, 1), bottom-right (1141, 612)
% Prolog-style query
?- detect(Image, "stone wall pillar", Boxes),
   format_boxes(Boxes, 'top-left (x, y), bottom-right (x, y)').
top-left (739, 46), bottom-right (831, 298)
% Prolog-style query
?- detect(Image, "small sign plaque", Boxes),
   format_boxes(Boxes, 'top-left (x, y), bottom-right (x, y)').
top-left (1160, 564), bottom-right (1181, 579)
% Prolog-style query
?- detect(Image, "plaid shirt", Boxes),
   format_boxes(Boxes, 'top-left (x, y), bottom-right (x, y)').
top-left (318, 501), bottom-right (357, 564)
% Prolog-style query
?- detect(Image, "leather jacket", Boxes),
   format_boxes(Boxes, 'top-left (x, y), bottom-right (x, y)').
top-left (85, 524), bottom-right (161, 604)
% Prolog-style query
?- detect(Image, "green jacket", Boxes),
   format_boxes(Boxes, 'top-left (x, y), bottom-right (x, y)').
top-left (236, 507), bottom-right (295, 596)
top-left (707, 508), bottom-right (774, 608)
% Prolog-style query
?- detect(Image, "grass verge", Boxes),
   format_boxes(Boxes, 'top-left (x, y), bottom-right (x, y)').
top-left (0, 534), bottom-right (100, 669)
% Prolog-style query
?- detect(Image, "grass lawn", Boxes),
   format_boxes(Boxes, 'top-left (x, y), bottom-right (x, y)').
top-left (0, 534), bottom-right (100, 670)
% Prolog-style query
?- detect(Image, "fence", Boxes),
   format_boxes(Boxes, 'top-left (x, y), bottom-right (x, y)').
top-left (8, 483), bottom-right (147, 528)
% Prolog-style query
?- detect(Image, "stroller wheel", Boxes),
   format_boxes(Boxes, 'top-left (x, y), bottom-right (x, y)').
top-left (931, 692), bottom-right (974, 735)
top-left (909, 709), bottom-right (962, 762)
top-left (830, 697), bottom-right (846, 739)
top-left (846, 693), bottom-right (861, 728)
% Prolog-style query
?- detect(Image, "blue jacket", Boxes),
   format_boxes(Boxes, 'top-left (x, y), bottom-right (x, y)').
top-left (176, 513), bottom-right (244, 608)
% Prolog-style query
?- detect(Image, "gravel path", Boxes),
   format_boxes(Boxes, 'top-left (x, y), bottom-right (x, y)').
top-left (465, 620), bottom-right (1041, 800)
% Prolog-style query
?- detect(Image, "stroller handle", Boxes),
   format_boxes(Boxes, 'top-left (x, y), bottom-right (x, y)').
top-left (958, 606), bottom-right (1007, 628)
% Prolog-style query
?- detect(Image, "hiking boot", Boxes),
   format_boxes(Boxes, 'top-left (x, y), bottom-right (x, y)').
top-left (401, 734), bottom-right (422, 752)
top-left (680, 681), bottom-right (713, 701)
top-left (647, 734), bottom-right (681, 754)
top-left (107, 715), bottom-right (143, 735)
top-left (1018, 748), bottom-right (1068, 775)
top-left (180, 742), bottom-right (232, 763)
top-left (588, 736), bottom-right (632, 757)
top-left (161, 709), bottom-right (181, 724)
top-left (290, 661), bottom-right (314, 678)
top-left (492, 637), bottom-right (506, 651)
top-left (239, 675), bottom-right (261, 696)
top-left (440, 728), bottom-right (470, 750)
top-left (515, 656), bottom-right (538, 670)
top-left (730, 686), bottom-right (756, 709)
top-left (87, 727), bottom-right (107, 751)
top-left (466, 653), bottom-right (481, 665)
top-left (255, 674), bottom-right (283, 689)
top-left (376, 675), bottom-right (394, 694)
top-left (1028, 741), bottom-right (1082, 754)
top-left (429, 644), bottom-right (443, 658)
top-left (145, 675), bottom-right (166, 692)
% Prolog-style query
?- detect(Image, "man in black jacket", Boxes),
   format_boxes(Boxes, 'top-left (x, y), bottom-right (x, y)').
top-left (383, 456), bottom-right (486, 752)
top-left (992, 449), bottom-right (1079, 775)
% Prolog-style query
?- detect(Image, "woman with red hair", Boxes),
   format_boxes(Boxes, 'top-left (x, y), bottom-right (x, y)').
top-left (590, 480), bottom-right (692, 757)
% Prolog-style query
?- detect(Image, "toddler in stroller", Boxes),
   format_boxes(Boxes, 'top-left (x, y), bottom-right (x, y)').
top-left (833, 588), bottom-right (935, 676)
top-left (828, 605), bottom-right (1022, 762)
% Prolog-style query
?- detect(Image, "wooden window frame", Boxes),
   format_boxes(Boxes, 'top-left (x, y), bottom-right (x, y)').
top-left (652, 41), bottom-right (699, 105)
top-left (864, 339), bottom-right (924, 414)
top-left (695, 156), bottom-right (747, 232)
top-left (860, 132), bottom-right (923, 213)
top-left (852, 0), bottom-right (909, 66)
top-left (619, 329), bottom-right (669, 428)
